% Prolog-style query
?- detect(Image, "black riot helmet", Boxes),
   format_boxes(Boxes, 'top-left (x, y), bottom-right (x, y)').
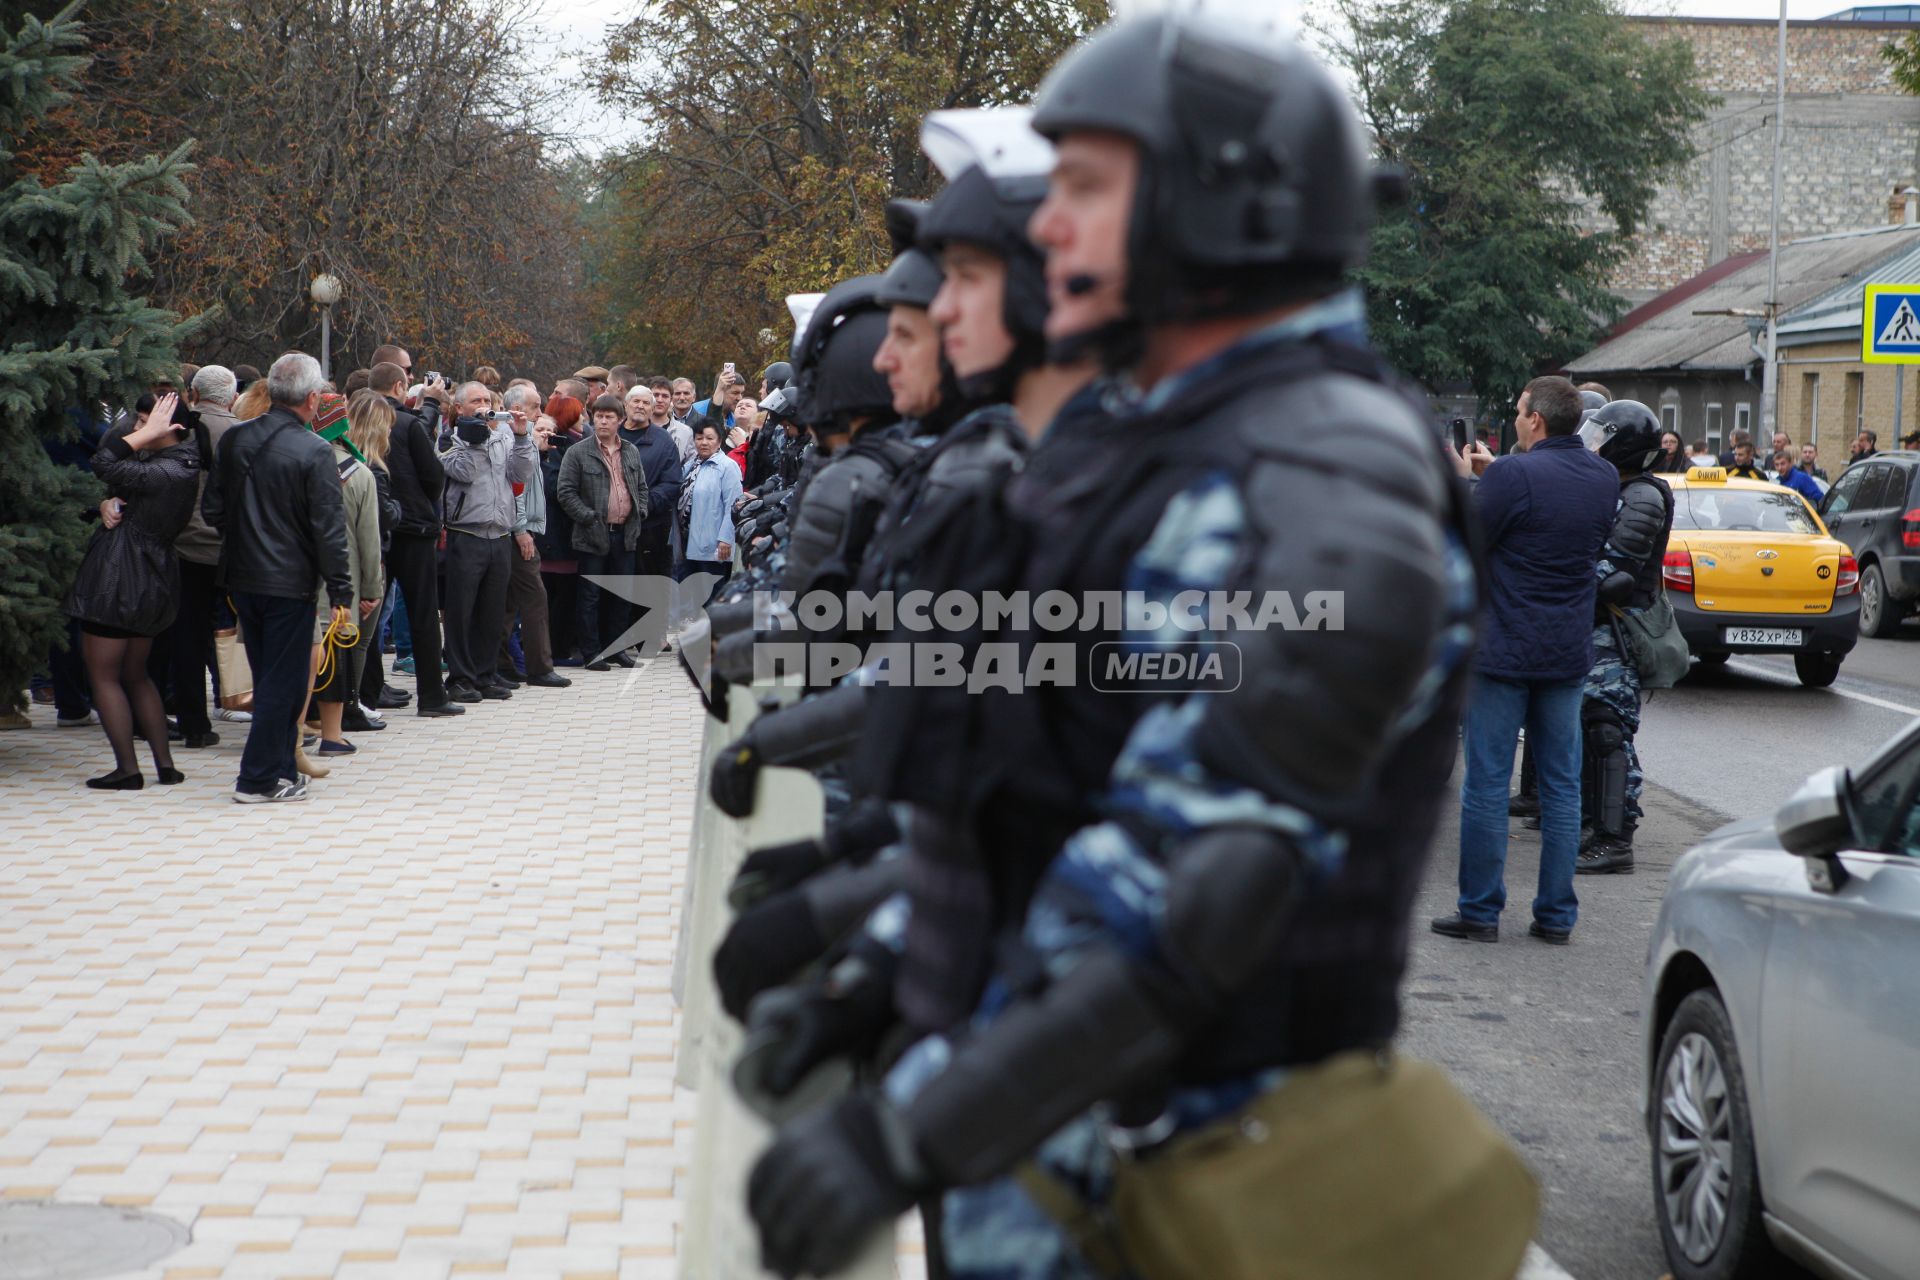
top-left (1031, 14), bottom-right (1381, 328)
top-left (790, 274), bottom-right (897, 433)
top-left (879, 198), bottom-right (941, 309)
top-left (1579, 389), bottom-right (1607, 417)
top-left (916, 107), bottom-right (1054, 402)
top-left (886, 199), bottom-right (928, 257)
top-left (761, 361), bottom-right (794, 394)
top-left (1579, 400), bottom-right (1664, 475)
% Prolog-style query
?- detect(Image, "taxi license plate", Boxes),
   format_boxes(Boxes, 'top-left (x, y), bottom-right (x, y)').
top-left (1724, 627), bottom-right (1803, 646)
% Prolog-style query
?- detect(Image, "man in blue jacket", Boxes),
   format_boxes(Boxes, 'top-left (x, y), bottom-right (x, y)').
top-left (1435, 375), bottom-right (1617, 944)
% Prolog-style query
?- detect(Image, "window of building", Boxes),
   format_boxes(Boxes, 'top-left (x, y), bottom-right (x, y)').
top-left (1846, 371), bottom-right (1864, 440)
top-left (1735, 402), bottom-right (1752, 438)
top-left (1660, 403), bottom-right (1679, 438)
top-left (1803, 372), bottom-right (1821, 446)
top-left (1706, 403), bottom-right (1724, 452)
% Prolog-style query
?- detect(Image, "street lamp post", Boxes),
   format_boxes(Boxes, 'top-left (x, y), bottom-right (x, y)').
top-left (1761, 0), bottom-right (1788, 438)
top-left (309, 273), bottom-right (342, 382)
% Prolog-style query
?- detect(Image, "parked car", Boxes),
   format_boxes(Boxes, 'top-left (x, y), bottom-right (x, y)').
top-left (1818, 452), bottom-right (1920, 637)
top-left (1644, 727), bottom-right (1920, 1280)
top-left (1663, 467), bottom-right (1859, 686)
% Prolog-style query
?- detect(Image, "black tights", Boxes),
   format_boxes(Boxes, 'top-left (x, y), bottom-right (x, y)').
top-left (82, 633), bottom-right (173, 777)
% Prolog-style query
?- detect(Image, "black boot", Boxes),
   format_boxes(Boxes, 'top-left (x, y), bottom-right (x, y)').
top-left (1577, 833), bottom-right (1634, 874)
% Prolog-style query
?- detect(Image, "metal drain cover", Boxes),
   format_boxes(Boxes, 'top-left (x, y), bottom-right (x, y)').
top-left (0, 1202), bottom-right (190, 1280)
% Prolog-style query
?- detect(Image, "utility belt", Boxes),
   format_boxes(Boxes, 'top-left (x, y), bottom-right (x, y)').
top-left (1017, 1049), bottom-right (1538, 1280)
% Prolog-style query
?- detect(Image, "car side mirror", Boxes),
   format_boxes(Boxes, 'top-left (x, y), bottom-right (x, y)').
top-left (1775, 765), bottom-right (1854, 894)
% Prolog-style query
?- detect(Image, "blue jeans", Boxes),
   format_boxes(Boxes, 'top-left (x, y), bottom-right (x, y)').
top-left (1458, 672), bottom-right (1584, 931)
top-left (231, 591), bottom-right (315, 795)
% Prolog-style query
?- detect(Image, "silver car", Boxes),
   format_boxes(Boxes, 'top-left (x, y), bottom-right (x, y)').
top-left (1644, 728), bottom-right (1920, 1280)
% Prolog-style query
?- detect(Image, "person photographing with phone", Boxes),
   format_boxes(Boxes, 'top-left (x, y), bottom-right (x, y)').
top-left (439, 379), bottom-right (538, 704)
top-left (64, 391), bottom-right (204, 790)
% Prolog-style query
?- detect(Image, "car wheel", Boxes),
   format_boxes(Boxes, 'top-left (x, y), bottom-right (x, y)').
top-left (1859, 563), bottom-right (1903, 638)
top-left (1794, 652), bottom-right (1841, 688)
top-left (1652, 990), bottom-right (1788, 1280)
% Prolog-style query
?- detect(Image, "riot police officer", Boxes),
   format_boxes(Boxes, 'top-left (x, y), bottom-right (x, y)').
top-left (744, 17), bottom-right (1485, 1279)
top-left (1575, 400), bottom-right (1674, 875)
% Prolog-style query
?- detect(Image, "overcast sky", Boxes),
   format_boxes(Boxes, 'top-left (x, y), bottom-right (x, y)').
top-left (530, 0), bottom-right (1879, 153)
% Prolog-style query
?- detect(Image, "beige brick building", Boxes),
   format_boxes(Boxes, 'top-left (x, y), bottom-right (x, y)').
top-left (1617, 11), bottom-right (1920, 305)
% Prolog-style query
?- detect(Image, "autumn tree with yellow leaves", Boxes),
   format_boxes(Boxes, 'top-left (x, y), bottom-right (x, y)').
top-left (588, 0), bottom-right (1107, 376)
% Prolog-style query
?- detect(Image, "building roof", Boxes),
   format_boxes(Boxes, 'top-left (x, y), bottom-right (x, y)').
top-left (1568, 225), bottom-right (1920, 376)
top-left (1776, 233), bottom-right (1920, 345)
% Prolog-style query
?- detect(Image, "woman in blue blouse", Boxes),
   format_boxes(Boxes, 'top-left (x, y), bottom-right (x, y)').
top-left (677, 420), bottom-right (744, 606)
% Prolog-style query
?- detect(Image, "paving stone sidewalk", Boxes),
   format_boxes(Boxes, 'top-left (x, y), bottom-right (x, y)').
top-left (1, 656), bottom-right (706, 1279)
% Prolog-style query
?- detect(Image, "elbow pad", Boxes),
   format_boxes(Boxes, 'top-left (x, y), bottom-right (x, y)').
top-left (1598, 569), bottom-right (1635, 607)
top-left (904, 947), bottom-right (1186, 1187)
top-left (1160, 827), bottom-right (1304, 1003)
top-left (751, 685), bottom-right (868, 770)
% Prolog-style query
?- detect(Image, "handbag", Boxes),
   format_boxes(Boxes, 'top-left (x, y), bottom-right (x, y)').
top-left (1613, 591), bottom-right (1689, 690)
top-left (213, 624), bottom-right (254, 711)
top-left (1106, 1051), bottom-right (1538, 1280)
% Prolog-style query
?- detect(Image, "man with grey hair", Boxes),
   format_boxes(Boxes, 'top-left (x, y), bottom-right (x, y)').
top-left (203, 351), bottom-right (352, 803)
top-left (441, 379), bottom-right (537, 702)
top-left (497, 383), bottom-right (568, 689)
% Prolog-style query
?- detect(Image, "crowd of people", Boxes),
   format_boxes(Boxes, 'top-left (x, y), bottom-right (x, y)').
top-left (22, 351), bottom-right (794, 800)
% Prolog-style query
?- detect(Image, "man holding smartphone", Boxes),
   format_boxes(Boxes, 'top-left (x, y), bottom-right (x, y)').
top-left (440, 380), bottom-right (537, 703)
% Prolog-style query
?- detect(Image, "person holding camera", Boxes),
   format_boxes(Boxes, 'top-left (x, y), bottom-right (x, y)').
top-left (64, 392), bottom-right (204, 789)
top-left (440, 379), bottom-right (538, 703)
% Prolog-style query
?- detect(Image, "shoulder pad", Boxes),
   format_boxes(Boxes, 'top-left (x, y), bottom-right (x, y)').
top-left (1223, 371), bottom-right (1451, 514)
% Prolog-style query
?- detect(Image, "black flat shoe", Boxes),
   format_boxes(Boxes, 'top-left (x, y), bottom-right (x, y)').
top-left (446, 681), bottom-right (483, 704)
top-left (584, 658), bottom-right (611, 672)
top-left (157, 767), bottom-right (186, 785)
top-left (183, 731), bottom-right (219, 749)
top-left (376, 688), bottom-right (412, 709)
top-left (87, 770), bottom-right (144, 791)
top-left (1430, 914), bottom-right (1498, 943)
top-left (477, 683), bottom-right (513, 701)
top-left (417, 702), bottom-right (466, 718)
top-left (526, 672), bottom-right (572, 688)
top-left (1528, 921), bottom-right (1573, 945)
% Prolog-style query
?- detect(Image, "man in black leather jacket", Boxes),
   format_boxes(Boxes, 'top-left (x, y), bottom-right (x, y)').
top-left (202, 351), bottom-right (351, 802)
top-left (1573, 400), bottom-right (1675, 875)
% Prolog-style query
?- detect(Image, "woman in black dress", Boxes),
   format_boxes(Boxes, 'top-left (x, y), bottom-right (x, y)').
top-left (64, 392), bottom-right (204, 789)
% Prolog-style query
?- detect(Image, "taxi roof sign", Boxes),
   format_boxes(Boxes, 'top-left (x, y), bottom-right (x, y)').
top-left (1685, 465), bottom-right (1728, 483)
top-left (1864, 284), bottom-right (1920, 364)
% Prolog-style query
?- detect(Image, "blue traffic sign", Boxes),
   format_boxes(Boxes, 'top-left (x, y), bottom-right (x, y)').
top-left (1864, 285), bottom-right (1920, 364)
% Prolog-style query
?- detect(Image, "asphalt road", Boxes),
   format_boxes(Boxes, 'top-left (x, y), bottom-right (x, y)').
top-left (1402, 630), bottom-right (1920, 1280)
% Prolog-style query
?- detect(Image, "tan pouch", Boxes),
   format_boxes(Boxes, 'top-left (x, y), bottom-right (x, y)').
top-left (1112, 1051), bottom-right (1539, 1280)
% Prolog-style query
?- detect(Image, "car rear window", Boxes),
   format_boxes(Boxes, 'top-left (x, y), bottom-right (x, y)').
top-left (1673, 488), bottom-right (1820, 535)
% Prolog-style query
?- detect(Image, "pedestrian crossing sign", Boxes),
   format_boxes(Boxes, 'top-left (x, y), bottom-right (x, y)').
top-left (1864, 285), bottom-right (1920, 363)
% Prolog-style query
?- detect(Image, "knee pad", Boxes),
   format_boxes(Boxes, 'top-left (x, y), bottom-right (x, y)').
top-left (1582, 702), bottom-right (1624, 757)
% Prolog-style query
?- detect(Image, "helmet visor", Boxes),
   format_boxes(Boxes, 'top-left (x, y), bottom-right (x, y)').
top-left (1578, 417), bottom-right (1616, 453)
top-left (921, 107), bottom-right (1054, 184)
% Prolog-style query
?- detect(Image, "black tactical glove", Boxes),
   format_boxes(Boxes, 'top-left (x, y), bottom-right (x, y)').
top-left (709, 728), bottom-right (763, 817)
top-left (749, 1094), bottom-right (922, 1279)
top-left (713, 890), bottom-right (827, 1022)
top-left (454, 416), bottom-right (491, 446)
top-left (741, 946), bottom-right (897, 1099)
top-left (728, 838), bottom-right (829, 912)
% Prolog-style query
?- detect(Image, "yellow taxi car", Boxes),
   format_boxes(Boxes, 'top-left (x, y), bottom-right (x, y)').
top-left (1662, 467), bottom-right (1859, 686)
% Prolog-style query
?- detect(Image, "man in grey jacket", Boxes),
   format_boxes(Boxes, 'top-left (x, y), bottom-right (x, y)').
top-left (442, 380), bottom-right (538, 702)
top-left (497, 385), bottom-right (569, 689)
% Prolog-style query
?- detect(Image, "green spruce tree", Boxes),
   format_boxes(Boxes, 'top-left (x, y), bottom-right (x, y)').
top-left (0, 2), bottom-right (195, 718)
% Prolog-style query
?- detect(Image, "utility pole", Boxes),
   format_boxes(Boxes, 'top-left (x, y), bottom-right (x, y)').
top-left (1762, 0), bottom-right (1787, 437)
